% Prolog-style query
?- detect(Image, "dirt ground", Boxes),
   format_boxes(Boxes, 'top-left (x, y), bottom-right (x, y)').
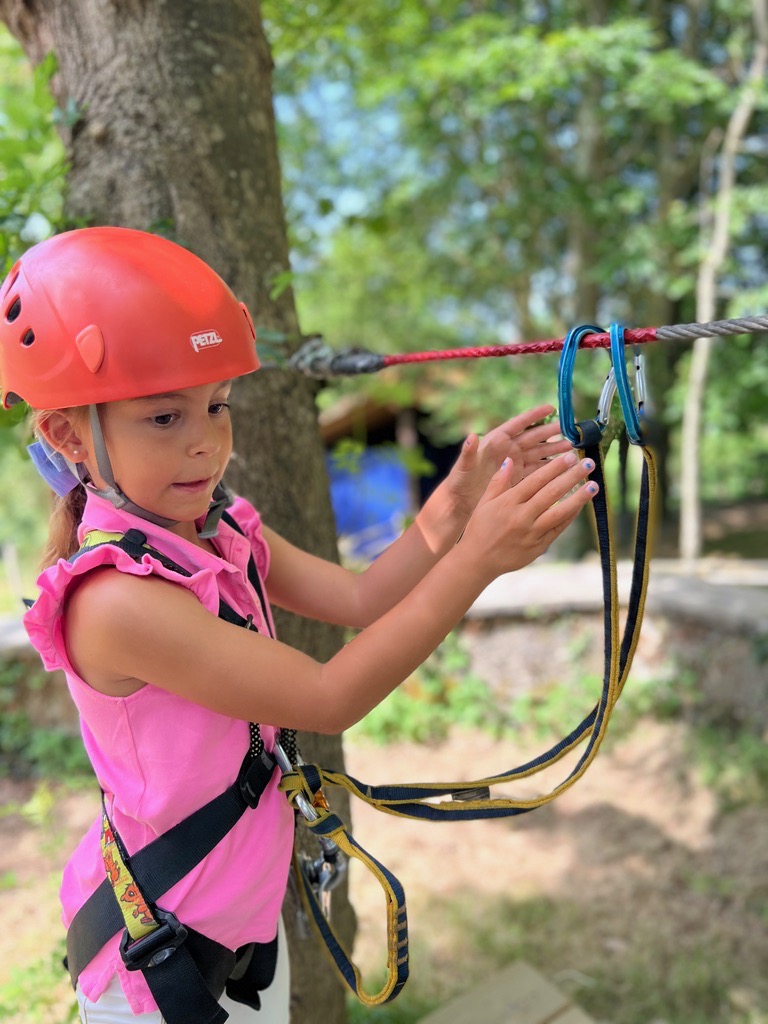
top-left (1, 717), bottom-right (767, 1022)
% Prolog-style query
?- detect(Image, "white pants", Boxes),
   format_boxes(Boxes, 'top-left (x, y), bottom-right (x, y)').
top-left (77, 921), bottom-right (290, 1023)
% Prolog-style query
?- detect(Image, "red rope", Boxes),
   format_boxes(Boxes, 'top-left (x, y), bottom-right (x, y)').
top-left (380, 327), bottom-right (659, 366)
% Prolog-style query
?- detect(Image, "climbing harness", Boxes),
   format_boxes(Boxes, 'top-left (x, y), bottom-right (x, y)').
top-left (272, 322), bottom-right (657, 1006)
top-left (62, 514), bottom-right (299, 1024)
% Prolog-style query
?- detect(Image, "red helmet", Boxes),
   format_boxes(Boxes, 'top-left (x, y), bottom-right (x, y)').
top-left (0, 227), bottom-right (259, 409)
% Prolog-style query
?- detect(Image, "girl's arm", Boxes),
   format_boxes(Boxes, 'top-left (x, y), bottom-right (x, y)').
top-left (266, 404), bottom-right (570, 627)
top-left (64, 452), bottom-right (594, 734)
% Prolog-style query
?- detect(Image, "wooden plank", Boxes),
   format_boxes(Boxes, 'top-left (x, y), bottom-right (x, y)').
top-left (418, 961), bottom-right (596, 1024)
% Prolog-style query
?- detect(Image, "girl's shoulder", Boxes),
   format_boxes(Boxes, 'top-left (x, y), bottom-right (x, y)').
top-left (24, 535), bottom-right (222, 675)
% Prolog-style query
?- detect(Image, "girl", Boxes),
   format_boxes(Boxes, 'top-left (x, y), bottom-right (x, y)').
top-left (0, 227), bottom-right (597, 1024)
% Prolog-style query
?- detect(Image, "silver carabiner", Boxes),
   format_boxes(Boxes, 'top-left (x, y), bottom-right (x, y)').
top-left (596, 351), bottom-right (647, 431)
top-left (596, 367), bottom-right (617, 429)
top-left (274, 741), bottom-right (318, 823)
top-left (633, 349), bottom-right (646, 414)
top-left (274, 741), bottom-right (347, 920)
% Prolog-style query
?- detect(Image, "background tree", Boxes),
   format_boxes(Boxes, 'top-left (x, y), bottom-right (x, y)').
top-left (679, 0), bottom-right (768, 561)
top-left (0, 2), bottom-right (354, 1022)
top-left (266, 0), bottom-right (768, 548)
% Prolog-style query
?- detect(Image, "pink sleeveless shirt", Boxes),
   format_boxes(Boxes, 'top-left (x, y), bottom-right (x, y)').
top-left (23, 493), bottom-right (295, 1015)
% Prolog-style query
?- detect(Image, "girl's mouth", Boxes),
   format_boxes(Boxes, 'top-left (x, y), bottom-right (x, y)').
top-left (172, 477), bottom-right (214, 493)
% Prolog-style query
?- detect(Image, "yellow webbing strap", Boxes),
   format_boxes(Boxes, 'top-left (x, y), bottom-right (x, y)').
top-left (100, 807), bottom-right (157, 942)
top-left (291, 819), bottom-right (409, 1006)
top-left (80, 531), bottom-right (168, 949)
top-left (79, 530), bottom-right (127, 549)
top-left (280, 440), bottom-right (656, 1005)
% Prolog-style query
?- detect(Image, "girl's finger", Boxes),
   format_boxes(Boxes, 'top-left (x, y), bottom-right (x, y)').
top-left (524, 437), bottom-right (572, 461)
top-left (507, 450), bottom-right (583, 503)
top-left (477, 458), bottom-right (515, 506)
top-left (492, 404), bottom-right (555, 440)
top-left (454, 433), bottom-right (479, 468)
top-left (534, 481), bottom-right (599, 540)
top-left (516, 422), bottom-right (563, 450)
top-left (523, 456), bottom-right (595, 518)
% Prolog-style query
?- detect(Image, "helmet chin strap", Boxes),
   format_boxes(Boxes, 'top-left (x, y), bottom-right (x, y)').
top-left (83, 405), bottom-right (231, 539)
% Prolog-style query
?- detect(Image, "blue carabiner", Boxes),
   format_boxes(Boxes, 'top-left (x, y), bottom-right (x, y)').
top-left (558, 323), bottom-right (604, 447)
top-left (609, 323), bottom-right (644, 445)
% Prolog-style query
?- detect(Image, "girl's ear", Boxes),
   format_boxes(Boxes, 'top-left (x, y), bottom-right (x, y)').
top-left (37, 411), bottom-right (88, 463)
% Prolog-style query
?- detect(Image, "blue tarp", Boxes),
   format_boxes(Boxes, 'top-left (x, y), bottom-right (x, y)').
top-left (326, 447), bottom-right (411, 560)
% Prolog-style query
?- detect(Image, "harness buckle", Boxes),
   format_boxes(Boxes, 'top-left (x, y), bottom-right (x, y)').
top-left (119, 908), bottom-right (188, 971)
top-left (239, 749), bottom-right (278, 809)
top-left (451, 786), bottom-right (491, 802)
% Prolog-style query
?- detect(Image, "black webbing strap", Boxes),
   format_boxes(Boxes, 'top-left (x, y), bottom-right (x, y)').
top-left (220, 510), bottom-right (273, 637)
top-left (66, 751), bottom-right (277, 991)
top-left (220, 511), bottom-right (300, 763)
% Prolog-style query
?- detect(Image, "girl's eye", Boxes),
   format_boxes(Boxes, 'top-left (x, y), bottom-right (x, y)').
top-left (152, 413), bottom-right (177, 426)
top-left (210, 402), bottom-right (231, 415)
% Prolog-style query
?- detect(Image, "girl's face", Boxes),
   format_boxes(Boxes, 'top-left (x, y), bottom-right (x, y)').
top-left (91, 379), bottom-right (234, 540)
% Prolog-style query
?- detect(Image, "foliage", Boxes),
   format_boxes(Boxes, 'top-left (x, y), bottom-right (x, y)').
top-left (0, 28), bottom-right (67, 273)
top-left (0, 417), bottom-right (51, 571)
top-left (508, 671), bottom-right (601, 744)
top-left (693, 724), bottom-right (768, 809)
top-left (0, 656), bottom-right (91, 779)
top-left (0, 941), bottom-right (78, 1024)
top-left (348, 630), bottom-right (501, 744)
top-left (264, 0), bottom-right (768, 513)
top-left (351, 621), bottom-right (768, 807)
top-left (0, 26), bottom-right (67, 571)
top-left (328, 436), bottom-right (435, 480)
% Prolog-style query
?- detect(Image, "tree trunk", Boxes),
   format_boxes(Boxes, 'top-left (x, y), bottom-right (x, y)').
top-left (0, 1), bottom-right (354, 1021)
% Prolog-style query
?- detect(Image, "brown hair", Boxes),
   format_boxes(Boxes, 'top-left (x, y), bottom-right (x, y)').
top-left (30, 408), bottom-right (89, 569)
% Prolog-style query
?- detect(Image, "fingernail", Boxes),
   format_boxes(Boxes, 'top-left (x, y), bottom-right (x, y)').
top-left (583, 458), bottom-right (595, 471)
top-left (563, 451), bottom-right (578, 466)
top-left (501, 457), bottom-right (510, 468)
top-left (587, 482), bottom-right (599, 494)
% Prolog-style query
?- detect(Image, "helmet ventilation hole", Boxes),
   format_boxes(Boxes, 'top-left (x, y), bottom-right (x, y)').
top-left (5, 297), bottom-right (21, 323)
top-left (21, 329), bottom-right (35, 347)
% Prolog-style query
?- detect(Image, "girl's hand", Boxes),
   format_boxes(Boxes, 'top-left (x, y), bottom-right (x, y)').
top-left (460, 449), bottom-right (597, 578)
top-left (445, 404), bottom-right (572, 522)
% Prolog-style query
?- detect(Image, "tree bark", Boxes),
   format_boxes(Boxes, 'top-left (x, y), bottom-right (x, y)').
top-left (0, 1), bottom-right (354, 1020)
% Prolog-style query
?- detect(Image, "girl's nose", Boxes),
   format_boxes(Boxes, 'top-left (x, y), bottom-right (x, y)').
top-left (189, 419), bottom-right (222, 456)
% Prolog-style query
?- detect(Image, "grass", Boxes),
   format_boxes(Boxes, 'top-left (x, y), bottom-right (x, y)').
top-left (0, 945), bottom-right (78, 1024)
top-left (3, 571), bottom-right (768, 1023)
top-left (0, 656), bottom-right (93, 780)
top-left (345, 869), bottom-right (768, 1024)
